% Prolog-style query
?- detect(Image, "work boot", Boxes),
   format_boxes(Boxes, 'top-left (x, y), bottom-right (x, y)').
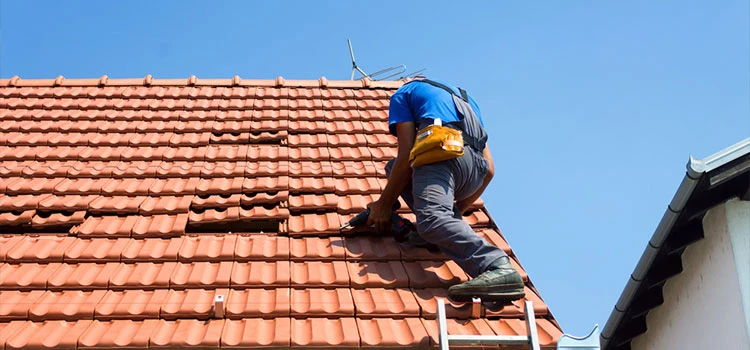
top-left (447, 256), bottom-right (525, 302)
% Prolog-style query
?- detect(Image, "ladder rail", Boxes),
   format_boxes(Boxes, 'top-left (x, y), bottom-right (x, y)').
top-left (437, 298), bottom-right (541, 350)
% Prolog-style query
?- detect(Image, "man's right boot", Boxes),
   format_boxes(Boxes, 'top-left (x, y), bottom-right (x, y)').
top-left (447, 256), bottom-right (525, 303)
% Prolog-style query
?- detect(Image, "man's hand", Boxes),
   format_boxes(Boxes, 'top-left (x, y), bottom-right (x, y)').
top-left (366, 200), bottom-right (391, 234)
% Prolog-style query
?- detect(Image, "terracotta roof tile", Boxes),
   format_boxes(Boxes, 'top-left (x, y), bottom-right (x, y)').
top-left (0, 78), bottom-right (562, 348)
top-left (347, 261), bottom-right (409, 289)
top-left (357, 318), bottom-right (431, 348)
top-left (2, 319), bottom-right (93, 350)
top-left (177, 234), bottom-right (236, 262)
top-left (288, 161), bottom-right (333, 177)
top-left (344, 236), bottom-right (401, 261)
top-left (100, 178), bottom-right (156, 196)
top-left (289, 177), bottom-right (335, 194)
top-left (287, 213), bottom-right (340, 236)
top-left (37, 195), bottom-right (97, 211)
top-left (120, 238), bottom-right (181, 262)
top-left (287, 193), bottom-right (338, 211)
top-left (31, 211), bottom-right (86, 228)
top-left (161, 288), bottom-right (228, 319)
top-left (289, 237), bottom-right (346, 261)
top-left (290, 261), bottom-right (349, 287)
top-left (234, 235), bottom-right (289, 261)
top-left (405, 260), bottom-right (469, 289)
top-left (0, 290), bottom-right (45, 321)
top-left (351, 288), bottom-right (420, 318)
top-left (225, 288), bottom-right (290, 319)
top-left (88, 196), bottom-right (147, 214)
top-left (0, 210), bottom-right (34, 226)
top-left (28, 290), bottom-right (107, 321)
top-left (131, 214), bottom-right (188, 238)
top-left (170, 261), bottom-right (233, 288)
top-left (94, 289), bottom-right (167, 320)
top-left (63, 238), bottom-right (130, 262)
top-left (47, 262), bottom-right (120, 290)
top-left (334, 178), bottom-right (382, 195)
top-left (290, 288), bottom-right (354, 317)
top-left (230, 261), bottom-right (290, 288)
top-left (23, 160), bottom-right (81, 177)
top-left (4, 177), bottom-right (65, 195)
top-left (4, 235), bottom-right (75, 263)
top-left (191, 193), bottom-right (241, 210)
top-left (0, 321), bottom-right (27, 348)
top-left (0, 263), bottom-right (62, 290)
top-left (242, 176), bottom-right (288, 193)
top-left (222, 318), bottom-right (291, 348)
top-left (74, 216), bottom-right (139, 238)
top-left (239, 191), bottom-right (288, 207)
top-left (290, 318), bottom-right (360, 348)
top-left (0, 236), bottom-right (24, 262)
top-left (411, 289), bottom-right (473, 319)
top-left (195, 177), bottom-right (243, 196)
top-left (78, 319), bottom-right (158, 348)
top-left (149, 319), bottom-right (224, 349)
top-left (109, 262), bottom-right (176, 290)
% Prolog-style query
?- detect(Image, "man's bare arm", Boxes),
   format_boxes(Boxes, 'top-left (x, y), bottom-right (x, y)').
top-left (367, 122), bottom-right (415, 233)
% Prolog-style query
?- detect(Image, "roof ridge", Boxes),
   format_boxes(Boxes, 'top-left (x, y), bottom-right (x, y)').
top-left (0, 75), bottom-right (404, 89)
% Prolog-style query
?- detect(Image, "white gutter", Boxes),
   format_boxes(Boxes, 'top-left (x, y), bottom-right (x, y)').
top-left (601, 138), bottom-right (750, 348)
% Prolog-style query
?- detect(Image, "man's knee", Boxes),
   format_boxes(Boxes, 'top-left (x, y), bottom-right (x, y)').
top-left (416, 210), bottom-right (453, 237)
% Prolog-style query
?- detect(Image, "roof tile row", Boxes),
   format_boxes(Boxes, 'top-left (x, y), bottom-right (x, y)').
top-left (0, 231), bottom-right (509, 265)
top-left (0, 316), bottom-right (559, 349)
top-left (0, 177), bottom-right (293, 195)
top-left (0, 260), bottom-right (480, 290)
top-left (1, 108), bottom-right (389, 124)
top-left (0, 286), bottom-right (549, 322)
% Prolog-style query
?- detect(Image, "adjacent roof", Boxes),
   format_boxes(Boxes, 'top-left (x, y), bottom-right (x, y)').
top-left (602, 138), bottom-right (750, 349)
top-left (0, 75), bottom-right (563, 349)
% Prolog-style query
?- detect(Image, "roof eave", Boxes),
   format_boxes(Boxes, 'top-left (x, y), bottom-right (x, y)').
top-left (601, 137), bottom-right (750, 349)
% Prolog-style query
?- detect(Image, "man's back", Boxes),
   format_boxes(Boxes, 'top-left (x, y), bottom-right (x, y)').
top-left (388, 78), bottom-right (484, 135)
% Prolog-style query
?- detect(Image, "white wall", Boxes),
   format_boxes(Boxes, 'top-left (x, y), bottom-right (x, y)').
top-left (726, 198), bottom-right (750, 340)
top-left (631, 198), bottom-right (750, 350)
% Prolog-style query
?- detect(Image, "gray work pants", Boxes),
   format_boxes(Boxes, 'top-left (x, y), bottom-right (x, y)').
top-left (385, 148), bottom-right (508, 277)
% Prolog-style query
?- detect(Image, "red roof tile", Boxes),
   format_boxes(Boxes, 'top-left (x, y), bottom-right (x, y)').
top-left (94, 289), bottom-right (167, 320)
top-left (225, 288), bottom-right (290, 319)
top-left (222, 318), bottom-right (291, 348)
top-left (290, 288), bottom-right (354, 317)
top-left (78, 319), bottom-right (157, 348)
top-left (0, 77), bottom-right (561, 349)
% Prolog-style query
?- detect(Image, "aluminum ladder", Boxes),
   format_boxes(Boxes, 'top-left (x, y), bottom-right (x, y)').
top-left (437, 298), bottom-right (541, 350)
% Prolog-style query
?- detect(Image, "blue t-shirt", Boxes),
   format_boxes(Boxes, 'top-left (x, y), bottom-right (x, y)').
top-left (388, 78), bottom-right (484, 136)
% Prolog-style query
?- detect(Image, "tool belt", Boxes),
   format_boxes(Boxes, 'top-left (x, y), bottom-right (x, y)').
top-left (408, 122), bottom-right (465, 167)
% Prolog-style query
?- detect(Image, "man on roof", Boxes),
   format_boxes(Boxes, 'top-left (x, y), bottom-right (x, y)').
top-left (367, 76), bottom-right (525, 303)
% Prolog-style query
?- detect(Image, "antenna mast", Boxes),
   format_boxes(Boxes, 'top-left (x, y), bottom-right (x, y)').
top-left (347, 39), bottom-right (423, 81)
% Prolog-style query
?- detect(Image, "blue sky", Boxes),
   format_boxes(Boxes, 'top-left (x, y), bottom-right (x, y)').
top-left (2, 0), bottom-right (748, 336)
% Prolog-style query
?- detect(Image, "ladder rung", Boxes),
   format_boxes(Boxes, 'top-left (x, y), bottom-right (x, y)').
top-left (447, 335), bottom-right (530, 345)
top-left (437, 298), bottom-right (541, 350)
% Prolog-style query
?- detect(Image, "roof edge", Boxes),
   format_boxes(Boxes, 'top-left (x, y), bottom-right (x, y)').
top-left (601, 137), bottom-right (750, 348)
top-left (0, 75), bottom-right (405, 89)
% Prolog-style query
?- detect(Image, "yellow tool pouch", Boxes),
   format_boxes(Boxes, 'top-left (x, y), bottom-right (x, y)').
top-left (409, 122), bottom-right (465, 167)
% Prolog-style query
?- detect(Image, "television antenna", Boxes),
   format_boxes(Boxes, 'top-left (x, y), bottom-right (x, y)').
top-left (348, 39), bottom-right (425, 81)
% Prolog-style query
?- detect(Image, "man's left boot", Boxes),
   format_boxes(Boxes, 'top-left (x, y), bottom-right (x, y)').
top-left (447, 256), bottom-right (525, 303)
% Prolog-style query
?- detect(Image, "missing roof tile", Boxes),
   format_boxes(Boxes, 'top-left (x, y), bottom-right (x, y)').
top-left (186, 219), bottom-right (281, 234)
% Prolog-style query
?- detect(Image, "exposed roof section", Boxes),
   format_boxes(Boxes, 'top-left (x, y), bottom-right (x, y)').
top-left (602, 138), bottom-right (750, 349)
top-left (0, 76), bottom-right (562, 349)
